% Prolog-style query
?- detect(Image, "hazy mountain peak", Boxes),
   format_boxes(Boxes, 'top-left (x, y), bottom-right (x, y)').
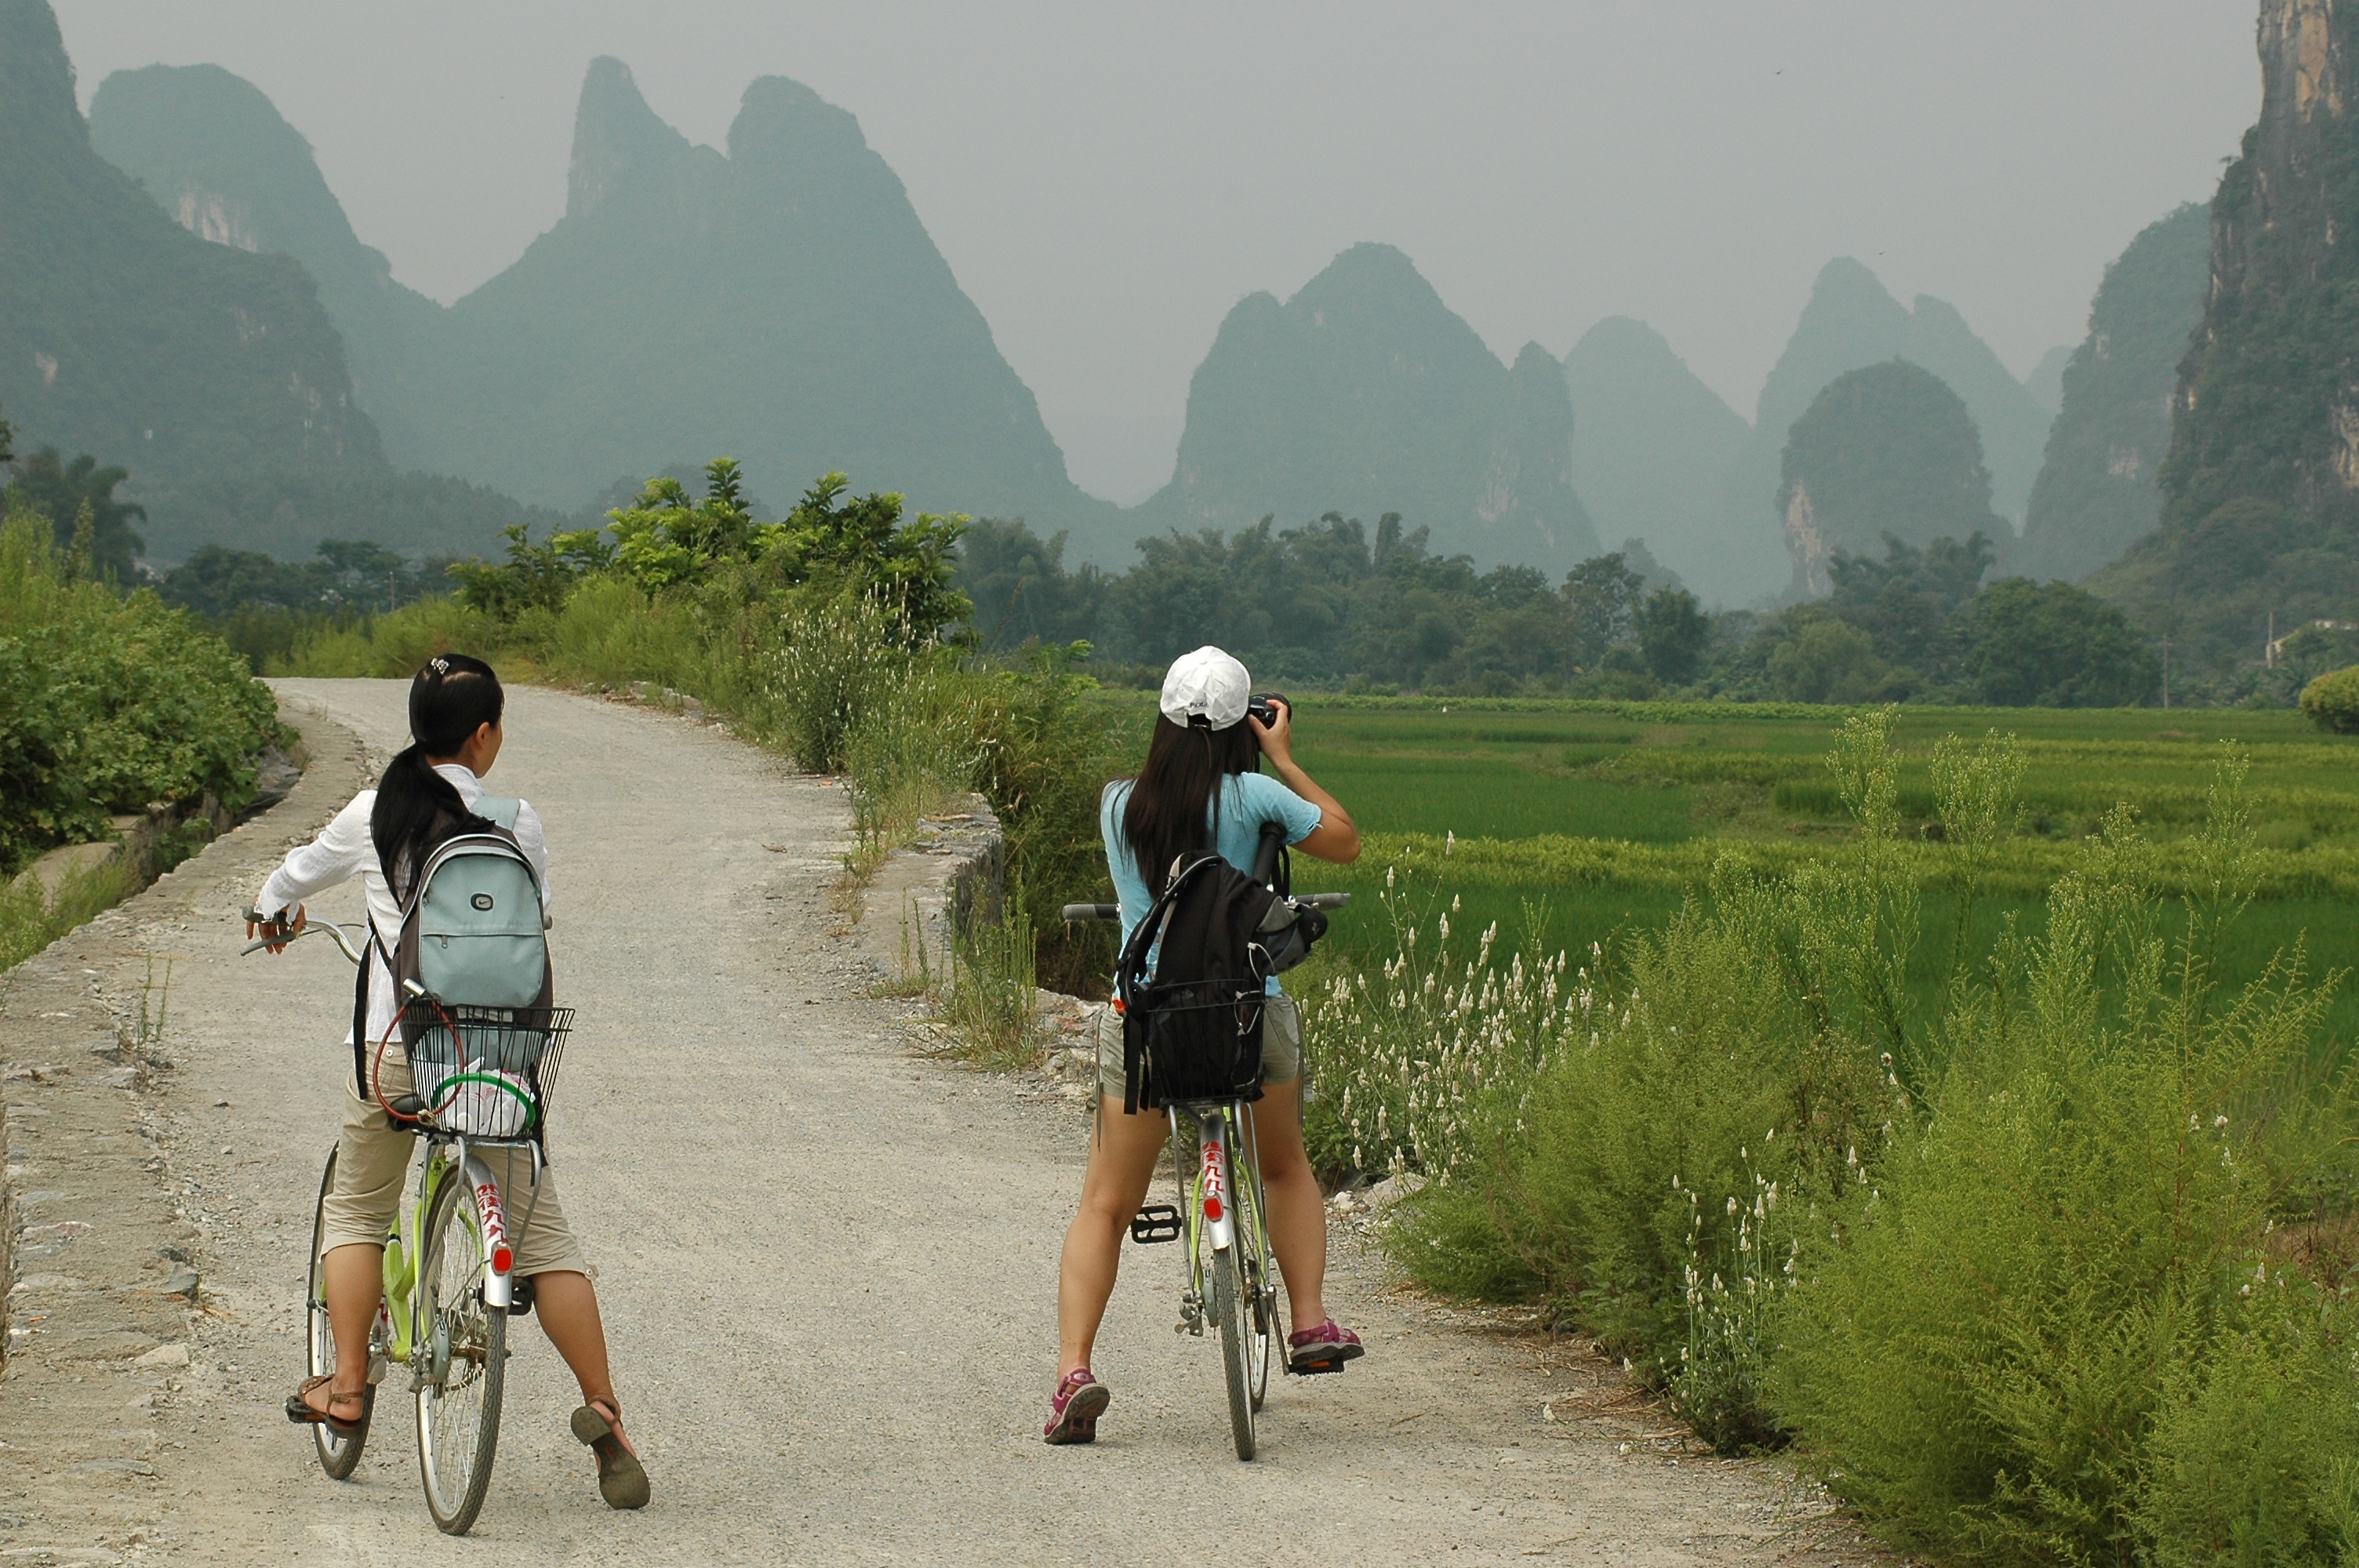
top-left (0, 0), bottom-right (81, 150)
top-left (568, 56), bottom-right (696, 220)
top-left (1, 0), bottom-right (378, 492)
top-left (1138, 243), bottom-right (1596, 573)
top-left (731, 74), bottom-right (869, 163)
top-left (1564, 315), bottom-right (1754, 604)
top-left (93, 64), bottom-right (360, 257)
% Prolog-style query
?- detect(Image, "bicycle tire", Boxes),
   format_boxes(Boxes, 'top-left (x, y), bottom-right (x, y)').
top-left (306, 1147), bottom-right (374, 1479)
top-left (1238, 1179), bottom-right (1274, 1414)
top-left (413, 1166), bottom-right (505, 1535)
top-left (1213, 1247), bottom-right (1256, 1461)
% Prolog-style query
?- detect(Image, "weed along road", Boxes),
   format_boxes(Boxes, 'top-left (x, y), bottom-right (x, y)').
top-left (0, 680), bottom-right (1853, 1566)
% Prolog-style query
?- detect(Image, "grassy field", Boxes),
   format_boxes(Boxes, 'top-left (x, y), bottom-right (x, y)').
top-left (1074, 691), bottom-right (2359, 1048)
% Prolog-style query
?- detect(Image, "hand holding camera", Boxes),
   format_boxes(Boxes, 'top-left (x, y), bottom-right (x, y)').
top-left (1246, 691), bottom-right (1292, 760)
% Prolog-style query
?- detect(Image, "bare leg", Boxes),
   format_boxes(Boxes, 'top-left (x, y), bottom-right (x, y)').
top-left (1248, 1080), bottom-right (1331, 1334)
top-left (311, 1243), bottom-right (381, 1417)
top-left (1055, 1100), bottom-right (1169, 1381)
top-left (529, 1270), bottom-right (635, 1459)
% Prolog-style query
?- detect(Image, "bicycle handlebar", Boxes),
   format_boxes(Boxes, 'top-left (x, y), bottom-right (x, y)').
top-left (1057, 891), bottom-right (1347, 924)
top-left (240, 916), bottom-right (365, 966)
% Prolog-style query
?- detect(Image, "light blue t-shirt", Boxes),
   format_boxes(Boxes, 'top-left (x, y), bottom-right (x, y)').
top-left (1100, 772), bottom-right (1325, 996)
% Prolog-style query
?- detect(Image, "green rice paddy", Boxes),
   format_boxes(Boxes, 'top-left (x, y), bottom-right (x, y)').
top-left (1078, 692), bottom-right (2359, 1048)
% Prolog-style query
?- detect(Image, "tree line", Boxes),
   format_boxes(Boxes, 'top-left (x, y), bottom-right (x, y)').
top-left (958, 513), bottom-right (2161, 706)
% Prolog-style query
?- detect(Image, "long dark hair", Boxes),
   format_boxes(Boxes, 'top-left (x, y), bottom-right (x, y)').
top-left (1120, 717), bottom-right (1259, 893)
top-left (372, 654), bottom-right (505, 901)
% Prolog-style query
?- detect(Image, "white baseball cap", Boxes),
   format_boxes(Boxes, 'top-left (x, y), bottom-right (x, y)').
top-left (1160, 645), bottom-right (1252, 729)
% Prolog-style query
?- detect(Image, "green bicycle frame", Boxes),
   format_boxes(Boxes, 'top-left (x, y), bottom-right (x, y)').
top-left (380, 1149), bottom-right (457, 1362)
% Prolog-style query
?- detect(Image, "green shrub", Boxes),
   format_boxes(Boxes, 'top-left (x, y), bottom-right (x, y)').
top-left (272, 596), bottom-right (499, 678)
top-left (1766, 762), bottom-right (2359, 1562)
top-left (2299, 663), bottom-right (2359, 732)
top-left (0, 509), bottom-right (280, 873)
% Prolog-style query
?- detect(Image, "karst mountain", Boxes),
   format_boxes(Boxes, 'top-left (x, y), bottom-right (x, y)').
top-left (1122, 243), bottom-right (1598, 576)
top-left (0, 0), bottom-right (376, 493)
top-left (2014, 203), bottom-right (2210, 584)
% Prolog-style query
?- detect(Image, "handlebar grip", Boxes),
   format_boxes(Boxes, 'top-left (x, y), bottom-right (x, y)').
top-left (1296, 892), bottom-right (1350, 909)
top-left (1060, 903), bottom-right (1121, 923)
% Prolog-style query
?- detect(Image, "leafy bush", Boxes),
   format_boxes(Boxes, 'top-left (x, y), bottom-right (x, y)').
top-left (2299, 663), bottom-right (2359, 733)
top-left (0, 509), bottom-right (280, 873)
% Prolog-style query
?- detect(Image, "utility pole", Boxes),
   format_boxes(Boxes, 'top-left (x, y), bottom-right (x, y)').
top-left (2267, 610), bottom-right (2277, 670)
top-left (2161, 637), bottom-right (2170, 709)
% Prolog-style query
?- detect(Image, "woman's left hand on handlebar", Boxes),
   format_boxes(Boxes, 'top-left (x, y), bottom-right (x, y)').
top-left (245, 904), bottom-right (305, 953)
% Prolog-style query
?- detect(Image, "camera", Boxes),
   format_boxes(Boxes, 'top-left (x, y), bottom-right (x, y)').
top-left (1247, 692), bottom-right (1289, 729)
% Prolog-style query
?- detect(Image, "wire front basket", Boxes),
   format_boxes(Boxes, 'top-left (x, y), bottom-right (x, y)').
top-left (400, 1001), bottom-right (573, 1140)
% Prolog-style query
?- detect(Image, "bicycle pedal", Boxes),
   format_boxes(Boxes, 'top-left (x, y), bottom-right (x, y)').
top-left (1289, 1356), bottom-right (1349, 1376)
top-left (1129, 1203), bottom-right (1181, 1243)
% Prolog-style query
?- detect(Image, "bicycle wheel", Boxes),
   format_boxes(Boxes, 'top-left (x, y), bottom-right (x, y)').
top-left (1212, 1247), bottom-right (1257, 1461)
top-left (305, 1148), bottom-right (374, 1479)
top-left (1234, 1160), bottom-right (1274, 1413)
top-left (413, 1164), bottom-right (506, 1535)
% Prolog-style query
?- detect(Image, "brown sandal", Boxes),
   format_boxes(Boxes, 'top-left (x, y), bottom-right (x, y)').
top-left (571, 1397), bottom-right (649, 1510)
top-left (285, 1374), bottom-right (366, 1437)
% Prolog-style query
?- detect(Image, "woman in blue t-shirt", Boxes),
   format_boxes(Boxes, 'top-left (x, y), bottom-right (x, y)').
top-left (1044, 646), bottom-right (1365, 1444)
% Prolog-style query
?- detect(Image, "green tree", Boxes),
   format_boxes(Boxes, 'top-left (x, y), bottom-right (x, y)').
top-left (1633, 586), bottom-right (1709, 684)
top-left (1956, 578), bottom-right (2157, 707)
top-left (1768, 614), bottom-right (1885, 703)
top-left (1823, 531), bottom-right (1993, 679)
top-left (4, 449), bottom-right (146, 581)
top-left (1561, 553), bottom-right (1644, 667)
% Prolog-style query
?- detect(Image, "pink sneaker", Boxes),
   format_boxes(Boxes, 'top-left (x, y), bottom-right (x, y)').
top-left (1043, 1368), bottom-right (1111, 1444)
top-left (1287, 1319), bottom-right (1365, 1374)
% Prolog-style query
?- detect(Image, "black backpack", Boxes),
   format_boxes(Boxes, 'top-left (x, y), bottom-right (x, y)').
top-left (1114, 840), bottom-right (1329, 1113)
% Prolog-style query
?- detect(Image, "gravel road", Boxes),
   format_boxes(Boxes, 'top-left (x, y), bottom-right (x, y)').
top-left (0, 680), bottom-right (1871, 1566)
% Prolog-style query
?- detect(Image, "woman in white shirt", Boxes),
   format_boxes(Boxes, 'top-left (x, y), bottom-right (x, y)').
top-left (252, 655), bottom-right (646, 1510)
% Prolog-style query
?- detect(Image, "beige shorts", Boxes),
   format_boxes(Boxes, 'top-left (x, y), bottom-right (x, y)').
top-left (322, 1051), bottom-right (587, 1276)
top-left (1095, 993), bottom-right (1303, 1105)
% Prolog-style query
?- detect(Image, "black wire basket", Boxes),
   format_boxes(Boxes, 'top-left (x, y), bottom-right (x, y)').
top-left (400, 1001), bottom-right (574, 1140)
top-left (1128, 981), bottom-right (1267, 1109)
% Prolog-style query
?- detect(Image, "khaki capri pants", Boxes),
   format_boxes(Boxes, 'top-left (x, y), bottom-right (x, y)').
top-left (1094, 993), bottom-right (1303, 1105)
top-left (323, 1049), bottom-right (587, 1276)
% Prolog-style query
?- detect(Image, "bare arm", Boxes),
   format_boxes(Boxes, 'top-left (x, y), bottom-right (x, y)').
top-left (1247, 701), bottom-right (1360, 864)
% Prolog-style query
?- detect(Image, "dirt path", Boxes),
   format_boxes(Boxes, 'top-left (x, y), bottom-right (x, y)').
top-left (0, 680), bottom-right (1875, 1566)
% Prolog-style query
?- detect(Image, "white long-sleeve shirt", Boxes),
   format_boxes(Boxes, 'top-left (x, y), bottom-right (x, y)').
top-left (254, 764), bottom-right (551, 1046)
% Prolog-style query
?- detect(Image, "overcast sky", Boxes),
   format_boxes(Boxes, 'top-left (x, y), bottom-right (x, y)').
top-left (59, 2), bottom-right (2259, 505)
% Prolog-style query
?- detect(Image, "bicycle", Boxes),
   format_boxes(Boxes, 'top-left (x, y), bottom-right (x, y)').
top-left (1060, 852), bottom-right (1346, 1461)
top-left (242, 916), bottom-right (572, 1535)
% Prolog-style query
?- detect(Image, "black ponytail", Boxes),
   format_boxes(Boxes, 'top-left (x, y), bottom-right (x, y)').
top-left (1121, 716), bottom-right (1259, 893)
top-left (371, 654), bottom-right (505, 902)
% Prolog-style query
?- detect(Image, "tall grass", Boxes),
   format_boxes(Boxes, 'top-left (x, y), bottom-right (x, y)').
top-left (0, 857), bottom-right (138, 974)
top-left (0, 508), bottom-right (280, 876)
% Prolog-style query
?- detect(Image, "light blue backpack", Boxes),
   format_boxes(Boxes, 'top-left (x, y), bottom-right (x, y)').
top-left (384, 800), bottom-right (555, 1137)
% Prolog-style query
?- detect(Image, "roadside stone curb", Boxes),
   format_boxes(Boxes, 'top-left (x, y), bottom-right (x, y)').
top-left (0, 698), bottom-right (369, 1558)
top-left (851, 793), bottom-right (1005, 989)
